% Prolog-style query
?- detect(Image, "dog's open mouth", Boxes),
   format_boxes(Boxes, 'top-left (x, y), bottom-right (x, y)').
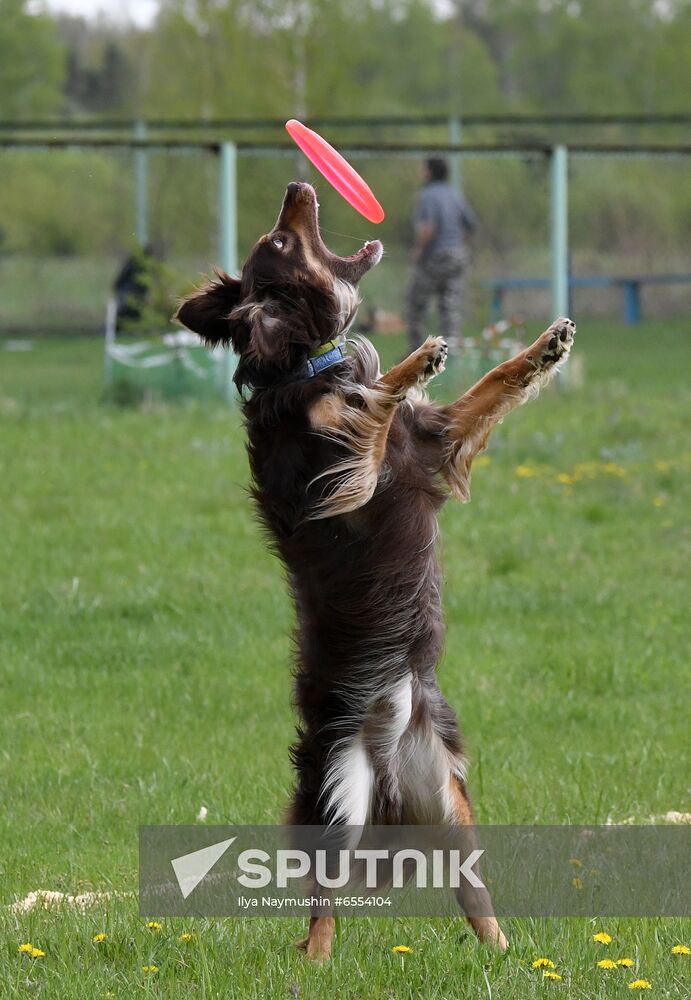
top-left (277, 181), bottom-right (383, 282)
top-left (352, 240), bottom-right (381, 260)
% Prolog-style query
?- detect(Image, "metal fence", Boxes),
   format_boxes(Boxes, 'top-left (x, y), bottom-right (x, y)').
top-left (1, 116), bottom-right (690, 339)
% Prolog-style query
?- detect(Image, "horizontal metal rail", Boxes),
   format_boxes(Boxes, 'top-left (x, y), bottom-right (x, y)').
top-left (1, 139), bottom-right (690, 157)
top-left (0, 113), bottom-right (690, 132)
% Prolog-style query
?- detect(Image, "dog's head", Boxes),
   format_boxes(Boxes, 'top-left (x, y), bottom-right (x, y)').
top-left (175, 182), bottom-right (383, 389)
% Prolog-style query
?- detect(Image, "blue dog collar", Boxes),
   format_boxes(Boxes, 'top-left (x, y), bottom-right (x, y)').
top-left (302, 340), bottom-right (347, 379)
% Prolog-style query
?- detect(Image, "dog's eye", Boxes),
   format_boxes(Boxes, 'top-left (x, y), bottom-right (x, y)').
top-left (272, 237), bottom-right (284, 250)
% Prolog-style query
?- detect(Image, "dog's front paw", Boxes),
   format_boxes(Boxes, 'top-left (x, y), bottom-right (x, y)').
top-left (531, 316), bottom-right (575, 370)
top-left (415, 336), bottom-right (448, 383)
top-left (386, 336), bottom-right (449, 401)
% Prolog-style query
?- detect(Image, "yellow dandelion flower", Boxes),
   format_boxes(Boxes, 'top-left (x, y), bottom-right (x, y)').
top-left (516, 465), bottom-right (538, 478)
top-left (392, 945), bottom-right (412, 954)
top-left (593, 932), bottom-right (613, 944)
top-left (532, 958), bottom-right (555, 969)
top-left (603, 462), bottom-right (626, 477)
top-left (475, 455), bottom-right (491, 467)
top-left (617, 958), bottom-right (635, 967)
top-left (145, 921), bottom-right (162, 932)
top-left (543, 970), bottom-right (562, 981)
top-left (671, 945), bottom-right (690, 955)
top-left (572, 877), bottom-right (584, 889)
top-left (628, 980), bottom-right (651, 990)
top-left (653, 496), bottom-right (666, 508)
top-left (18, 943), bottom-right (33, 954)
top-left (569, 858), bottom-right (582, 868)
top-left (179, 932), bottom-right (195, 942)
top-left (589, 868), bottom-right (601, 877)
top-left (93, 933), bottom-right (108, 943)
top-left (597, 959), bottom-right (616, 969)
top-left (30, 948), bottom-right (45, 958)
top-left (142, 965), bottom-right (159, 973)
top-left (556, 472), bottom-right (575, 485)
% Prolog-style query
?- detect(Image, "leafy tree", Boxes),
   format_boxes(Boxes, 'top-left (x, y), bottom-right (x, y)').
top-left (0, 0), bottom-right (64, 118)
top-left (62, 25), bottom-right (133, 115)
top-left (144, 0), bottom-right (502, 118)
top-left (450, 0), bottom-right (691, 114)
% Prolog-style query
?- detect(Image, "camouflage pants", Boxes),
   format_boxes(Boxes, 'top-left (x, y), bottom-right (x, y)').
top-left (406, 246), bottom-right (466, 351)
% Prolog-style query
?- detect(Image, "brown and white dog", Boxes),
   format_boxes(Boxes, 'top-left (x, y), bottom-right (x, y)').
top-left (176, 181), bottom-right (574, 959)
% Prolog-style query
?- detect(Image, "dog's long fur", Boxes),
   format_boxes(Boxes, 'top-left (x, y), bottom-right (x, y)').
top-left (176, 182), bottom-right (574, 959)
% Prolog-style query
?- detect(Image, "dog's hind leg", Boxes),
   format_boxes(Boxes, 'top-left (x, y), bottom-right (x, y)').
top-left (446, 775), bottom-right (508, 952)
top-left (440, 317), bottom-right (575, 501)
top-left (295, 915), bottom-right (335, 961)
top-left (288, 733), bottom-right (371, 960)
top-left (397, 698), bottom-right (507, 951)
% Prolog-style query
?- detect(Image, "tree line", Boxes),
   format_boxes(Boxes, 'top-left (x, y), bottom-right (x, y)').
top-left (5, 0), bottom-right (690, 122)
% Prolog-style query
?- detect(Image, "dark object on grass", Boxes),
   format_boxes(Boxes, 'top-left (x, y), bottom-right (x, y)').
top-left (112, 245), bottom-right (157, 333)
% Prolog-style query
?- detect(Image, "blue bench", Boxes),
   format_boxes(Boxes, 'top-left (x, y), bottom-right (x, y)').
top-left (489, 274), bottom-right (691, 324)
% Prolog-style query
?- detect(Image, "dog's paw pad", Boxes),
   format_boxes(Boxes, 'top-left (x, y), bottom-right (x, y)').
top-left (535, 317), bottom-right (575, 367)
top-left (418, 337), bottom-right (448, 381)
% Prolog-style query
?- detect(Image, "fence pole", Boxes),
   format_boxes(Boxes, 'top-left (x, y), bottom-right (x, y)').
top-left (448, 115), bottom-right (463, 194)
top-left (104, 297), bottom-right (116, 398)
top-left (550, 144), bottom-right (569, 319)
top-left (219, 141), bottom-right (238, 404)
top-left (134, 120), bottom-right (149, 247)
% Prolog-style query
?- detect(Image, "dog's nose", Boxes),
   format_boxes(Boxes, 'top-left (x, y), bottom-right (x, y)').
top-left (285, 181), bottom-right (314, 200)
top-left (277, 181), bottom-right (315, 229)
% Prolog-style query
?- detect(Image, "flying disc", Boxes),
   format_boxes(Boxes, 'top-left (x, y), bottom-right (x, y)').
top-left (285, 119), bottom-right (385, 224)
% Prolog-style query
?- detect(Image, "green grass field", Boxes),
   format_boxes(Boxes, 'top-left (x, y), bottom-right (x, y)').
top-left (1, 322), bottom-right (689, 998)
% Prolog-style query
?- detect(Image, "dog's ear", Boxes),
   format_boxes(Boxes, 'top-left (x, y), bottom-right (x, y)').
top-left (174, 270), bottom-right (243, 346)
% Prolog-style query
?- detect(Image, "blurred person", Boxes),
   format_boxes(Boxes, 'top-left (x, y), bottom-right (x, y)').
top-left (407, 157), bottom-right (476, 351)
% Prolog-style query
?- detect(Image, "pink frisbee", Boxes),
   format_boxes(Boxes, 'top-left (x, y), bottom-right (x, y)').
top-left (285, 119), bottom-right (385, 224)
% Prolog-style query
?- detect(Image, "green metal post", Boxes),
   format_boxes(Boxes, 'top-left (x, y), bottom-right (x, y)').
top-left (134, 120), bottom-right (148, 247)
top-left (550, 144), bottom-right (569, 319)
top-left (104, 297), bottom-right (116, 400)
top-left (219, 141), bottom-right (238, 404)
top-left (448, 115), bottom-right (463, 194)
